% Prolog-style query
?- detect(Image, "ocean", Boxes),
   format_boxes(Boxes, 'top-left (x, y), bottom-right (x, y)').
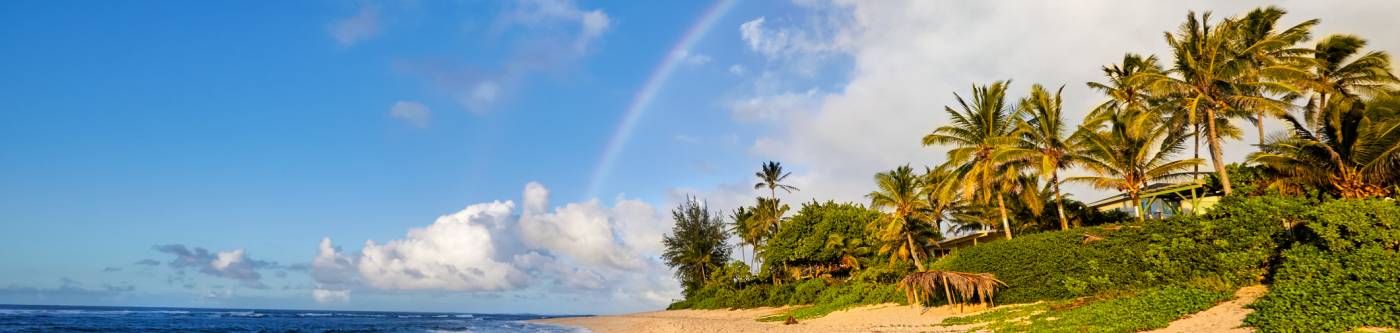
top-left (0, 304), bottom-right (587, 333)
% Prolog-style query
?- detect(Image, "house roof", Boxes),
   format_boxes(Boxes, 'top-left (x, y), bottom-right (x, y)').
top-left (1085, 181), bottom-right (1210, 208)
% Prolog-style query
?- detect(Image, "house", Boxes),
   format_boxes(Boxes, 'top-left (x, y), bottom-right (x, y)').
top-left (931, 230), bottom-right (1001, 257)
top-left (1086, 181), bottom-right (1220, 219)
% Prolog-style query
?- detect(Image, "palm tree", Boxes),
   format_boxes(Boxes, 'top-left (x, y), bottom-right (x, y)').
top-left (1298, 34), bottom-right (1400, 127)
top-left (1087, 54), bottom-right (1164, 119)
top-left (1144, 11), bottom-right (1290, 195)
top-left (823, 233), bottom-right (870, 272)
top-left (1250, 95), bottom-right (1400, 198)
top-left (754, 161), bottom-right (799, 201)
top-left (1232, 6), bottom-right (1318, 145)
top-left (1016, 84), bottom-right (1077, 230)
top-left (867, 165), bottom-right (937, 271)
top-left (1070, 109), bottom-right (1203, 221)
top-left (921, 166), bottom-right (964, 236)
top-left (924, 81), bottom-right (1021, 239)
top-left (661, 197), bottom-right (732, 294)
top-left (728, 207), bottom-right (757, 266)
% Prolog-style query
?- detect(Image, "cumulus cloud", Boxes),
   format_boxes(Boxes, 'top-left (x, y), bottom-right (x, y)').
top-left (310, 182), bottom-right (680, 310)
top-left (388, 101), bottom-right (431, 128)
top-left (328, 6), bottom-right (380, 46)
top-left (728, 0), bottom-right (1400, 204)
top-left (153, 244), bottom-right (278, 289)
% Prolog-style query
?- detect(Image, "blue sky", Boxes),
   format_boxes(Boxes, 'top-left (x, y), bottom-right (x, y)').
top-left (3, 0), bottom-right (1398, 315)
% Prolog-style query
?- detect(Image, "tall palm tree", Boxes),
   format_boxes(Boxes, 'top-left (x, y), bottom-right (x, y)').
top-left (924, 81), bottom-right (1021, 239)
top-left (1016, 84), bottom-right (1078, 230)
top-left (1250, 95), bottom-right (1400, 198)
top-left (1232, 6), bottom-right (1318, 146)
top-left (1144, 11), bottom-right (1290, 195)
top-left (867, 165), bottom-right (937, 271)
top-left (1070, 109), bottom-right (1204, 221)
top-left (1298, 34), bottom-right (1400, 127)
top-left (754, 161), bottom-right (799, 201)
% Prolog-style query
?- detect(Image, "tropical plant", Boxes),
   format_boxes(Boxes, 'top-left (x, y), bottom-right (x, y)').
top-left (1249, 95), bottom-right (1400, 198)
top-left (755, 161), bottom-right (799, 201)
top-left (1087, 53), bottom-right (1165, 119)
top-left (924, 81), bottom-right (1021, 239)
top-left (1070, 108), bottom-right (1203, 221)
top-left (1143, 11), bottom-right (1293, 195)
top-left (662, 196), bottom-right (732, 295)
top-left (922, 166), bottom-right (965, 235)
top-left (1015, 84), bottom-right (1078, 230)
top-left (1297, 34), bottom-right (1400, 127)
top-left (1232, 6), bottom-right (1318, 145)
top-left (729, 206), bottom-right (758, 266)
top-left (867, 165), bottom-right (938, 271)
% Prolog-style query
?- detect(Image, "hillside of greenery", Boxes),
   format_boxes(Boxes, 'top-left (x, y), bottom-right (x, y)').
top-left (659, 5), bottom-right (1400, 333)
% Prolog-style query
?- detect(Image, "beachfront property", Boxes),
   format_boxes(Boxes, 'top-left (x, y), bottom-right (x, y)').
top-left (1085, 181), bottom-right (1221, 220)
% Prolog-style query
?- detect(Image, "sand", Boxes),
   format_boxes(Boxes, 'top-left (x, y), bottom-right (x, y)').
top-left (1146, 285), bottom-right (1268, 333)
top-left (534, 304), bottom-right (983, 333)
top-left (535, 285), bottom-right (1274, 333)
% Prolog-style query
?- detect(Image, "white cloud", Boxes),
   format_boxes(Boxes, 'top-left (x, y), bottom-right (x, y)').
top-left (312, 288), bottom-right (350, 303)
top-left (311, 182), bottom-right (680, 310)
top-left (729, 0), bottom-right (1400, 203)
top-left (353, 201), bottom-right (526, 291)
top-left (388, 101), bottom-right (431, 128)
top-left (328, 6), bottom-right (380, 46)
top-left (675, 50), bottom-right (712, 66)
top-left (729, 88), bottom-right (820, 123)
top-left (499, 0), bottom-right (612, 53)
top-left (728, 64), bottom-right (747, 75)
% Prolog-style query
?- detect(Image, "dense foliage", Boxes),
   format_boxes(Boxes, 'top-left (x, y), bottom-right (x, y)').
top-left (1246, 199), bottom-right (1400, 332)
top-left (934, 195), bottom-right (1305, 303)
top-left (661, 197), bottom-right (732, 296)
top-left (759, 201), bottom-right (880, 279)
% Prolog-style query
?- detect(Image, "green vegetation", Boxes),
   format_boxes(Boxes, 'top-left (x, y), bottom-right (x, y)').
top-left (658, 4), bottom-right (1400, 332)
top-left (942, 287), bottom-right (1229, 333)
top-left (1246, 199), bottom-right (1400, 332)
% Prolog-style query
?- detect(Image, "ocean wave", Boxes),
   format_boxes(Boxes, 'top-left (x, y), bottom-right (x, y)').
top-left (0, 309), bottom-right (189, 316)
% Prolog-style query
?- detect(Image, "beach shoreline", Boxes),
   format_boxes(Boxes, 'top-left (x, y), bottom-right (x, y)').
top-left (531, 304), bottom-right (982, 333)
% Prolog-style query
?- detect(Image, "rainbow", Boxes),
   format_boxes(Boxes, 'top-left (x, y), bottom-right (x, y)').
top-left (586, 0), bottom-right (738, 198)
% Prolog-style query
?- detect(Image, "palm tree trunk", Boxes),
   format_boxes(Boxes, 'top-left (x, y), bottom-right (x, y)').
top-left (1052, 172), bottom-right (1068, 230)
top-left (1193, 125), bottom-right (1201, 181)
top-left (1205, 108), bottom-right (1233, 195)
top-left (1130, 191), bottom-right (1143, 222)
top-left (996, 194), bottom-right (1012, 240)
top-left (905, 233), bottom-right (926, 271)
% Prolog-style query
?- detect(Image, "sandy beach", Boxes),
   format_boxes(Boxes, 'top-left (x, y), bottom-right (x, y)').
top-left (534, 304), bottom-right (988, 333)
top-left (535, 286), bottom-right (1273, 333)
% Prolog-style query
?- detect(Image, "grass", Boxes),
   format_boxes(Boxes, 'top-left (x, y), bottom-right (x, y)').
top-left (937, 286), bottom-right (1231, 333)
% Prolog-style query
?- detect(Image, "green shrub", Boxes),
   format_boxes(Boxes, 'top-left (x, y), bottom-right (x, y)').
top-left (933, 195), bottom-right (1305, 303)
top-left (1246, 199), bottom-right (1400, 332)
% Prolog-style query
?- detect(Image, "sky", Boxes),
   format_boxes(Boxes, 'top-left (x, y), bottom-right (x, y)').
top-left (2, 0), bottom-right (1398, 315)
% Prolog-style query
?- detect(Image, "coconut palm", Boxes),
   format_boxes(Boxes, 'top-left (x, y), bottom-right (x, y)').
top-left (1232, 6), bottom-right (1318, 145)
top-left (1015, 84), bottom-right (1078, 230)
top-left (1250, 95), bottom-right (1400, 198)
top-left (754, 161), bottom-right (799, 201)
top-left (867, 165), bottom-right (938, 271)
top-left (1087, 54), bottom-right (1165, 119)
top-left (1144, 11), bottom-right (1289, 195)
top-left (1298, 34), bottom-right (1400, 127)
top-left (661, 197), bottom-right (732, 294)
top-left (921, 166), bottom-right (964, 236)
top-left (728, 207), bottom-right (757, 266)
top-left (1070, 108), bottom-right (1204, 221)
top-left (924, 81), bottom-right (1021, 240)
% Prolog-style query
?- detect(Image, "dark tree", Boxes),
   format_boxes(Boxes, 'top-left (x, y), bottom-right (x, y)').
top-left (661, 196), bottom-right (732, 296)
